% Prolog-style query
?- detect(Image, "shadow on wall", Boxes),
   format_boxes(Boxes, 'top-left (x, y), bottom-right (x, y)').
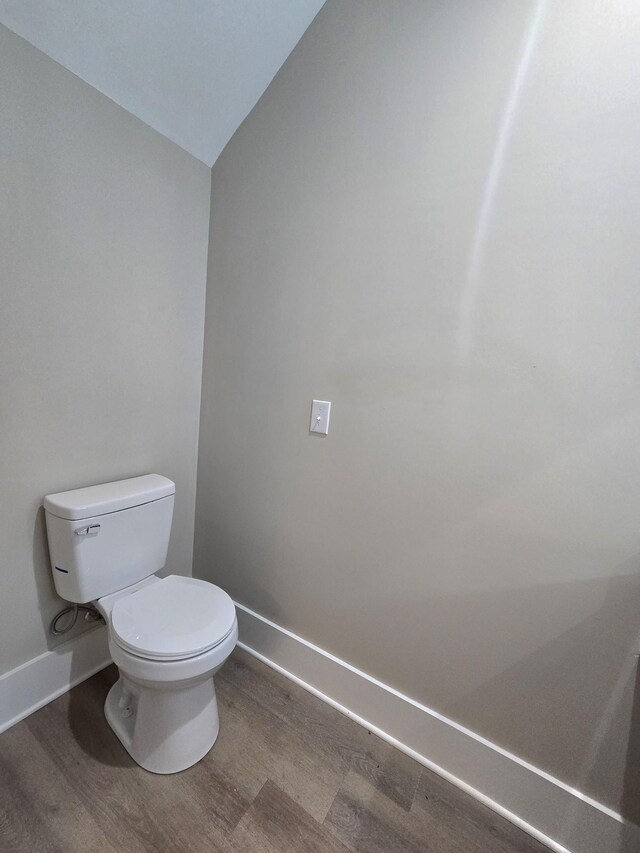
top-left (437, 566), bottom-right (640, 843)
top-left (274, 554), bottom-right (640, 832)
top-left (33, 505), bottom-right (98, 651)
top-left (193, 435), bottom-right (640, 842)
top-left (622, 665), bottom-right (640, 826)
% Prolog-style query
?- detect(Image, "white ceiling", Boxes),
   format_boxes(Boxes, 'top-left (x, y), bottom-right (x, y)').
top-left (0, 0), bottom-right (325, 166)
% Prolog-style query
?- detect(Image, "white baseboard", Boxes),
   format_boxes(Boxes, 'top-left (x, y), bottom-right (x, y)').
top-left (235, 602), bottom-right (640, 853)
top-left (0, 625), bottom-right (111, 735)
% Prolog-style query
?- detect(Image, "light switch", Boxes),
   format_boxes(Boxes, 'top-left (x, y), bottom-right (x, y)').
top-left (310, 400), bottom-right (331, 435)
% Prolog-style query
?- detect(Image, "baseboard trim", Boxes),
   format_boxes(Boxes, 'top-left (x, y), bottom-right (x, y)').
top-left (235, 601), bottom-right (640, 853)
top-left (0, 626), bottom-right (111, 735)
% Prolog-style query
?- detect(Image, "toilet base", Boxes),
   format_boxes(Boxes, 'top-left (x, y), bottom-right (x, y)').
top-left (104, 672), bottom-right (220, 774)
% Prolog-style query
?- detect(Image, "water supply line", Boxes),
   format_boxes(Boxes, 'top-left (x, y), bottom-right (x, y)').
top-left (50, 603), bottom-right (104, 636)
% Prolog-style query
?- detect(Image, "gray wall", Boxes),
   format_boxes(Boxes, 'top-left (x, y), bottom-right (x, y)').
top-left (0, 25), bottom-right (211, 674)
top-left (195, 0), bottom-right (640, 814)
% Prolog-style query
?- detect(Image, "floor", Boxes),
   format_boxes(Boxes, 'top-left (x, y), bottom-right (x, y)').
top-left (0, 648), bottom-right (550, 852)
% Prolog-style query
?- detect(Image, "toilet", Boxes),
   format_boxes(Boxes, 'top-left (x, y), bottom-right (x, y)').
top-left (43, 474), bottom-right (237, 774)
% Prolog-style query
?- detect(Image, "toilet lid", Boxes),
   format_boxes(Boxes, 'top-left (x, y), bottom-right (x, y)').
top-left (110, 575), bottom-right (236, 661)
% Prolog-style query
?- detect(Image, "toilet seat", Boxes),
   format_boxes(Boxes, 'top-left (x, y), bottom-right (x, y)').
top-left (109, 620), bottom-right (238, 687)
top-left (110, 575), bottom-right (236, 662)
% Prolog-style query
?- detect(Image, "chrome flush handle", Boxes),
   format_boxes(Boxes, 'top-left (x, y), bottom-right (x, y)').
top-left (74, 524), bottom-right (101, 536)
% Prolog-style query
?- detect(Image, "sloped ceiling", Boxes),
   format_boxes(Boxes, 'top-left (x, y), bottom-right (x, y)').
top-left (0, 0), bottom-right (325, 166)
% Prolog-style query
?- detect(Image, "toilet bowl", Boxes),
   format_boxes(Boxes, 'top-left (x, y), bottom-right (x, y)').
top-left (97, 574), bottom-right (238, 773)
top-left (44, 474), bottom-right (237, 774)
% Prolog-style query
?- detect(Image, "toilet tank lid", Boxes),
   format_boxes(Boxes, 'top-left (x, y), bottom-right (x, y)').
top-left (43, 474), bottom-right (175, 520)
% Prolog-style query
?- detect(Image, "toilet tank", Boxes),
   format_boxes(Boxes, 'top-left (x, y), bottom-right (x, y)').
top-left (44, 474), bottom-right (175, 603)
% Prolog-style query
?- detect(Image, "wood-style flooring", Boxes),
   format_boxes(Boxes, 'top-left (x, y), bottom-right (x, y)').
top-left (0, 648), bottom-right (550, 852)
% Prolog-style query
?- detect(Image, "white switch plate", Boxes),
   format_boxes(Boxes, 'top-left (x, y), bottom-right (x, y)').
top-left (310, 400), bottom-right (331, 435)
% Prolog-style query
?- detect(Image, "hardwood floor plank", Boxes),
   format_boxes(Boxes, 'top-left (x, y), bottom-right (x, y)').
top-left (221, 649), bottom-right (421, 811)
top-left (23, 676), bottom-right (232, 852)
top-left (325, 786), bottom-right (428, 852)
top-left (413, 770), bottom-right (550, 853)
top-left (174, 746), bottom-right (253, 835)
top-left (214, 668), bottom-right (347, 822)
top-left (0, 649), bottom-right (554, 853)
top-left (325, 769), bottom-right (478, 853)
top-left (219, 650), bottom-right (356, 773)
top-left (349, 741), bottom-right (422, 812)
top-left (0, 721), bottom-right (116, 853)
top-left (328, 764), bottom-right (549, 853)
top-left (0, 754), bottom-right (65, 853)
top-left (69, 665), bottom-right (252, 834)
top-left (229, 779), bottom-right (351, 853)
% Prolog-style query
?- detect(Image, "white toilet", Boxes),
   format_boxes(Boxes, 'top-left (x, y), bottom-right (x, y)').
top-left (43, 474), bottom-right (237, 774)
